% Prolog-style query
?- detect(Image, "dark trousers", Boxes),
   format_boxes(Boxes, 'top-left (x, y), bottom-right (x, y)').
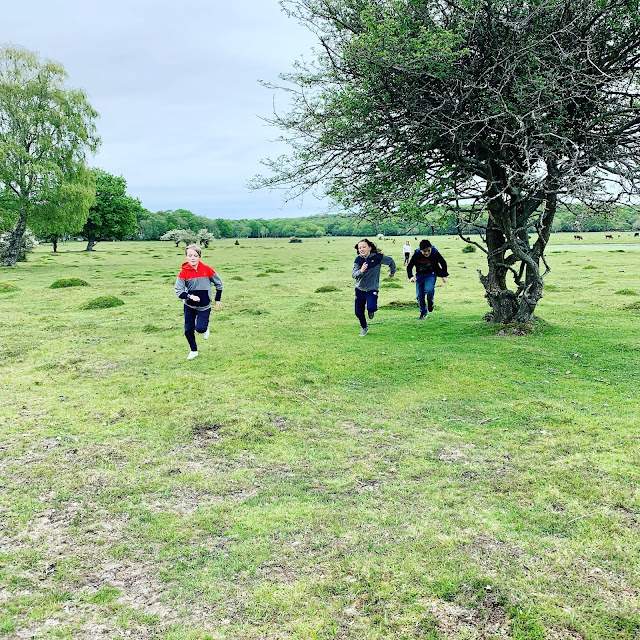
top-left (184, 305), bottom-right (210, 351)
top-left (354, 288), bottom-right (378, 329)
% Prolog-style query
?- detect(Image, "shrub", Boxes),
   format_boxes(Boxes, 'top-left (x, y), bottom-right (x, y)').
top-left (0, 229), bottom-right (38, 263)
top-left (289, 237), bottom-right (302, 243)
top-left (315, 285), bottom-right (340, 293)
top-left (462, 244), bottom-right (476, 253)
top-left (235, 240), bottom-right (240, 245)
top-left (0, 282), bottom-right (19, 293)
top-left (50, 278), bottom-right (89, 289)
top-left (82, 296), bottom-right (124, 310)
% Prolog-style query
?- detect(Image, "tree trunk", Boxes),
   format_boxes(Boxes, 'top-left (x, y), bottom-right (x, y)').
top-left (2, 209), bottom-right (28, 267)
top-left (85, 238), bottom-right (96, 251)
top-left (479, 212), bottom-right (543, 324)
top-left (52, 238), bottom-right (58, 253)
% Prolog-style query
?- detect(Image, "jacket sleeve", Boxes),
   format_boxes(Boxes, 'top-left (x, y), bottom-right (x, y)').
top-left (437, 254), bottom-right (449, 278)
top-left (210, 272), bottom-right (223, 301)
top-left (175, 276), bottom-right (189, 299)
top-left (352, 258), bottom-right (364, 280)
top-left (382, 254), bottom-right (396, 274)
top-left (406, 254), bottom-right (416, 279)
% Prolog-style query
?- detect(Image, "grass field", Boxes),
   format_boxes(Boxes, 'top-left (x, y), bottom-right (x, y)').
top-left (0, 232), bottom-right (639, 639)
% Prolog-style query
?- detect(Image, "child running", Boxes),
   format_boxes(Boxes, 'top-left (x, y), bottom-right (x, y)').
top-left (174, 244), bottom-right (223, 360)
top-left (406, 239), bottom-right (448, 319)
top-left (352, 238), bottom-right (396, 336)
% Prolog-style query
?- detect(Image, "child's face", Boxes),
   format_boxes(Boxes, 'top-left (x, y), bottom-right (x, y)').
top-left (357, 242), bottom-right (371, 257)
top-left (186, 249), bottom-right (200, 268)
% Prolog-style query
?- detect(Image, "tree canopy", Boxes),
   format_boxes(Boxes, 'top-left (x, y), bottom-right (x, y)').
top-left (0, 46), bottom-right (100, 266)
top-left (256, 0), bottom-right (640, 322)
top-left (82, 170), bottom-right (143, 250)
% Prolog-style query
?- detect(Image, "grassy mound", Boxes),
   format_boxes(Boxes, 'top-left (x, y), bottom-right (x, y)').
top-left (50, 278), bottom-right (89, 289)
top-left (82, 296), bottom-right (124, 310)
top-left (315, 285), bottom-right (340, 293)
top-left (615, 289), bottom-right (638, 296)
top-left (462, 244), bottom-right (477, 253)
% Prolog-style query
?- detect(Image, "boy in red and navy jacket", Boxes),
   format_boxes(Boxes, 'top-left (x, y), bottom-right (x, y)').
top-left (175, 244), bottom-right (223, 360)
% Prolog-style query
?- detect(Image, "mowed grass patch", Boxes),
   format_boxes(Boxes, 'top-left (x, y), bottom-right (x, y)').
top-left (0, 234), bottom-right (638, 639)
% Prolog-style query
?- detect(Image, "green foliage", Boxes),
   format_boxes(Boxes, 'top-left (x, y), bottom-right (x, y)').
top-left (462, 244), bottom-right (476, 253)
top-left (0, 46), bottom-right (99, 266)
top-left (615, 289), bottom-right (637, 295)
top-left (315, 285), bottom-right (340, 292)
top-left (81, 295), bottom-right (124, 309)
top-left (49, 278), bottom-right (89, 289)
top-left (82, 171), bottom-right (141, 249)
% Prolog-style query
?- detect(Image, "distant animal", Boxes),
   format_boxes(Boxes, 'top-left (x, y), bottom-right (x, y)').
top-left (618, 234), bottom-right (622, 238)
top-left (392, 238), bottom-right (396, 244)
top-left (635, 232), bottom-right (639, 237)
top-left (574, 235), bottom-right (583, 240)
top-left (605, 234), bottom-right (613, 239)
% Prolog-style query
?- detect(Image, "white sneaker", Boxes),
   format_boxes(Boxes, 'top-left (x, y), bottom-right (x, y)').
top-left (203, 329), bottom-right (210, 340)
top-left (187, 351), bottom-right (199, 360)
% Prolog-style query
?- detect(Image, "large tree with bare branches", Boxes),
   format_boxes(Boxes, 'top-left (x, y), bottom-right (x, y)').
top-left (255, 0), bottom-right (640, 323)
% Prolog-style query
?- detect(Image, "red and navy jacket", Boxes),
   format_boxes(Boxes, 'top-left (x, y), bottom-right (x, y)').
top-left (175, 261), bottom-right (223, 310)
top-left (406, 248), bottom-right (448, 279)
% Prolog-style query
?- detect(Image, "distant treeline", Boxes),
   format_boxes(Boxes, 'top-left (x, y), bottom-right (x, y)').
top-left (134, 206), bottom-right (640, 241)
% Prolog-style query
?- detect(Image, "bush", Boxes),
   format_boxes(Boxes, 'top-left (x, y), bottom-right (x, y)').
top-left (50, 278), bottom-right (89, 289)
top-left (0, 229), bottom-right (39, 263)
top-left (315, 285), bottom-right (340, 293)
top-left (462, 244), bottom-right (476, 253)
top-left (235, 240), bottom-right (240, 245)
top-left (289, 237), bottom-right (302, 243)
top-left (81, 296), bottom-right (124, 310)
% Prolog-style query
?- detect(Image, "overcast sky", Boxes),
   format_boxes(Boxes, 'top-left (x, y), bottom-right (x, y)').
top-left (2, 0), bottom-right (326, 219)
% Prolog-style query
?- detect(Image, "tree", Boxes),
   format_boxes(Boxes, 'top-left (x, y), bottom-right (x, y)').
top-left (215, 218), bottom-right (234, 238)
top-left (0, 46), bottom-right (99, 266)
top-left (256, 0), bottom-right (640, 323)
top-left (82, 170), bottom-right (142, 250)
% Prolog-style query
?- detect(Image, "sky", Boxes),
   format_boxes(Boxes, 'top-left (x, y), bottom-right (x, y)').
top-left (1, 0), bottom-right (326, 219)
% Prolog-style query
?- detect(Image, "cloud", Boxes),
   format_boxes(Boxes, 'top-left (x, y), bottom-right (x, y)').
top-left (1, 0), bottom-right (326, 217)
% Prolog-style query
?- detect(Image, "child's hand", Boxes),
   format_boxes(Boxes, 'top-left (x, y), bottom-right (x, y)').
top-left (189, 295), bottom-right (200, 302)
top-left (388, 271), bottom-right (394, 278)
top-left (215, 301), bottom-right (222, 311)
top-left (361, 261), bottom-right (368, 272)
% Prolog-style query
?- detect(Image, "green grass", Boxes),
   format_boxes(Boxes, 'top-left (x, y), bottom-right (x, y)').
top-left (0, 232), bottom-right (639, 639)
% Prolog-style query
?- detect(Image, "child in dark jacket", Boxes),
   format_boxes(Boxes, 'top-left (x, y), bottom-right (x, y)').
top-left (406, 239), bottom-right (448, 319)
top-left (352, 238), bottom-right (396, 336)
top-left (174, 244), bottom-right (223, 360)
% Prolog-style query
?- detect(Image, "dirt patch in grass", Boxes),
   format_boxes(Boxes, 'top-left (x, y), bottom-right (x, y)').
top-left (192, 422), bottom-right (225, 446)
top-left (426, 596), bottom-right (510, 638)
top-left (0, 281), bottom-right (19, 293)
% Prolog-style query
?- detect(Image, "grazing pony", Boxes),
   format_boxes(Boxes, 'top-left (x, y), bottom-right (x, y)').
top-left (605, 234), bottom-right (614, 239)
